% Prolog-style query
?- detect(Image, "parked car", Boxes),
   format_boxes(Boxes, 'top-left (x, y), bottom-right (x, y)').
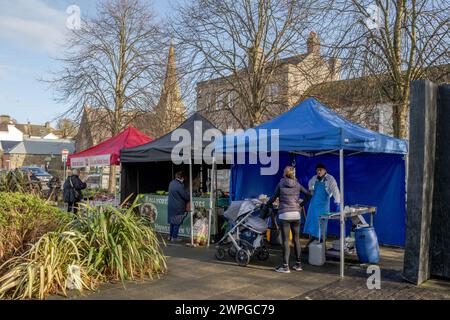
top-left (18, 167), bottom-right (53, 184)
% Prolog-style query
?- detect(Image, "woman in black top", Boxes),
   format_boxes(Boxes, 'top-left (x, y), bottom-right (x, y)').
top-left (63, 169), bottom-right (87, 214)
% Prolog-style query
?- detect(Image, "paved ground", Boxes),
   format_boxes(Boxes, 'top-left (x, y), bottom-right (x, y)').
top-left (54, 238), bottom-right (450, 300)
top-left (295, 276), bottom-right (450, 300)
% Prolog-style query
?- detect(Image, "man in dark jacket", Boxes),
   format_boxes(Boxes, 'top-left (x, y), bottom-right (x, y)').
top-left (63, 169), bottom-right (87, 214)
top-left (167, 171), bottom-right (190, 242)
top-left (47, 174), bottom-right (61, 203)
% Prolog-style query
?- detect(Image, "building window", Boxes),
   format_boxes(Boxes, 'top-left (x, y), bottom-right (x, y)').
top-left (205, 93), bottom-right (213, 111)
top-left (226, 91), bottom-right (237, 109)
top-left (208, 90), bottom-right (238, 111)
top-left (215, 92), bottom-right (226, 111)
top-left (268, 83), bottom-right (280, 103)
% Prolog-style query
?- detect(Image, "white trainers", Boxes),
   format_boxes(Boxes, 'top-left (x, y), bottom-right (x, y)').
top-left (292, 262), bottom-right (303, 271)
top-left (275, 265), bottom-right (291, 273)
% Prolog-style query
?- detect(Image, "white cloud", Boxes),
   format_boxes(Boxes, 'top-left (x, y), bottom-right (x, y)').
top-left (0, 0), bottom-right (69, 54)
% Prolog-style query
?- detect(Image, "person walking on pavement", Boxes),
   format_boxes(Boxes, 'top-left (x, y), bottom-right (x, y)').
top-left (63, 169), bottom-right (87, 214)
top-left (267, 166), bottom-right (311, 273)
top-left (167, 171), bottom-right (190, 242)
top-left (304, 164), bottom-right (341, 246)
top-left (47, 174), bottom-right (61, 203)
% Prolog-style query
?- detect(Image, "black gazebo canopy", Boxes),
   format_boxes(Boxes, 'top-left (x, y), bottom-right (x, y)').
top-left (119, 112), bottom-right (223, 201)
top-left (120, 112), bottom-right (220, 163)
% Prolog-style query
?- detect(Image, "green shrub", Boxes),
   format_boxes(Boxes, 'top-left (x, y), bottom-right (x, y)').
top-left (82, 189), bottom-right (112, 200)
top-left (72, 203), bottom-right (167, 281)
top-left (0, 170), bottom-right (43, 197)
top-left (0, 193), bottom-right (69, 265)
top-left (0, 231), bottom-right (101, 299)
top-left (0, 199), bottom-right (167, 299)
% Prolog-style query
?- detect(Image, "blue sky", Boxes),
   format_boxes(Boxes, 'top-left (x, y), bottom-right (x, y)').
top-left (0, 0), bottom-right (176, 125)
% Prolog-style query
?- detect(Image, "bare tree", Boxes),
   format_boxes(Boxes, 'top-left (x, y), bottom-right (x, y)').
top-left (170, 0), bottom-right (329, 129)
top-left (323, 0), bottom-right (449, 138)
top-left (56, 118), bottom-right (78, 138)
top-left (49, 0), bottom-right (163, 192)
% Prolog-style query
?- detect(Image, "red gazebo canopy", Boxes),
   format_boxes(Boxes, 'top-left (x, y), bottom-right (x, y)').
top-left (68, 126), bottom-right (152, 168)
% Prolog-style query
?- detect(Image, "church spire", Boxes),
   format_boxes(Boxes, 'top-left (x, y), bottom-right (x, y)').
top-left (154, 42), bottom-right (186, 137)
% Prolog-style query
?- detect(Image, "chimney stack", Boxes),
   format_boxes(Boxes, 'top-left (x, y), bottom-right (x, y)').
top-left (307, 32), bottom-right (321, 55)
top-left (0, 115), bottom-right (11, 124)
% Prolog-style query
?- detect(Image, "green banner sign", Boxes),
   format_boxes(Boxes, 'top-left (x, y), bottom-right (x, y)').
top-left (139, 194), bottom-right (216, 237)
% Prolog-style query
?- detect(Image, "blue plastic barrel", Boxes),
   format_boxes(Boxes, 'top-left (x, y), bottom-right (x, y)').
top-left (355, 227), bottom-right (380, 264)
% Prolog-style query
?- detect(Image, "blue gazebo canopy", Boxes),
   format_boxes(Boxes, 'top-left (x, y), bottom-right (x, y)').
top-left (215, 98), bottom-right (408, 246)
top-left (215, 98), bottom-right (407, 155)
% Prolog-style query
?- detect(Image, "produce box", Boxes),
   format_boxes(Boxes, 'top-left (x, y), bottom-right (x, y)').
top-left (217, 197), bottom-right (230, 207)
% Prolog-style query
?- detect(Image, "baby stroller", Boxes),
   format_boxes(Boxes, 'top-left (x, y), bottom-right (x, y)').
top-left (215, 199), bottom-right (270, 266)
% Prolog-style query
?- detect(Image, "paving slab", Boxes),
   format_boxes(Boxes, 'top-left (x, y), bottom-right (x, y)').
top-left (51, 240), bottom-right (449, 300)
top-left (293, 275), bottom-right (450, 300)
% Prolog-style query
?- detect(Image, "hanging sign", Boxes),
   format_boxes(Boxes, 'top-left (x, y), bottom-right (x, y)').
top-left (70, 154), bottom-right (111, 168)
top-left (62, 149), bottom-right (69, 163)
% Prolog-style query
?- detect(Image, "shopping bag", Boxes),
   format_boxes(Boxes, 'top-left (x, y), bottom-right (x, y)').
top-left (193, 217), bottom-right (209, 245)
top-left (66, 264), bottom-right (83, 291)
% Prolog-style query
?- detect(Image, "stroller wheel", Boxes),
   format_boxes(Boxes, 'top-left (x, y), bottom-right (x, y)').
top-left (236, 249), bottom-right (250, 267)
top-left (256, 246), bottom-right (270, 261)
top-left (215, 248), bottom-right (226, 261)
top-left (228, 246), bottom-right (237, 258)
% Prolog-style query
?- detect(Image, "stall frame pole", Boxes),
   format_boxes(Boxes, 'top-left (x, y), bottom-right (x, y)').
top-left (207, 156), bottom-right (216, 247)
top-left (117, 163), bottom-right (121, 206)
top-left (339, 148), bottom-right (345, 278)
top-left (189, 159), bottom-right (194, 246)
top-left (63, 162), bottom-right (67, 182)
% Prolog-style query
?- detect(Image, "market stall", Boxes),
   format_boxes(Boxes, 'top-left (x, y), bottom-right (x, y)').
top-left (67, 126), bottom-right (153, 205)
top-left (215, 98), bottom-right (408, 277)
top-left (139, 194), bottom-right (215, 238)
top-left (120, 113), bottom-right (230, 246)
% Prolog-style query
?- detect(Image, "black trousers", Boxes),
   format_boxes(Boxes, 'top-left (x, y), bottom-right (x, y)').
top-left (67, 202), bottom-right (79, 214)
top-left (280, 219), bottom-right (302, 266)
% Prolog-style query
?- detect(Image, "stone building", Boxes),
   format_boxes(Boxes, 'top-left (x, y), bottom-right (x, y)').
top-left (75, 106), bottom-right (157, 152)
top-left (196, 32), bottom-right (341, 130)
top-left (301, 64), bottom-right (450, 136)
top-left (75, 107), bottom-right (113, 152)
top-left (303, 77), bottom-right (395, 135)
top-left (0, 115), bottom-right (70, 140)
top-left (0, 115), bottom-right (76, 170)
top-left (196, 32), bottom-right (450, 136)
top-left (151, 43), bottom-right (187, 137)
top-left (0, 139), bottom-right (75, 170)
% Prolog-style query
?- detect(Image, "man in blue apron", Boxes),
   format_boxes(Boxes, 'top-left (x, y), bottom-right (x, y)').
top-left (304, 164), bottom-right (341, 245)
